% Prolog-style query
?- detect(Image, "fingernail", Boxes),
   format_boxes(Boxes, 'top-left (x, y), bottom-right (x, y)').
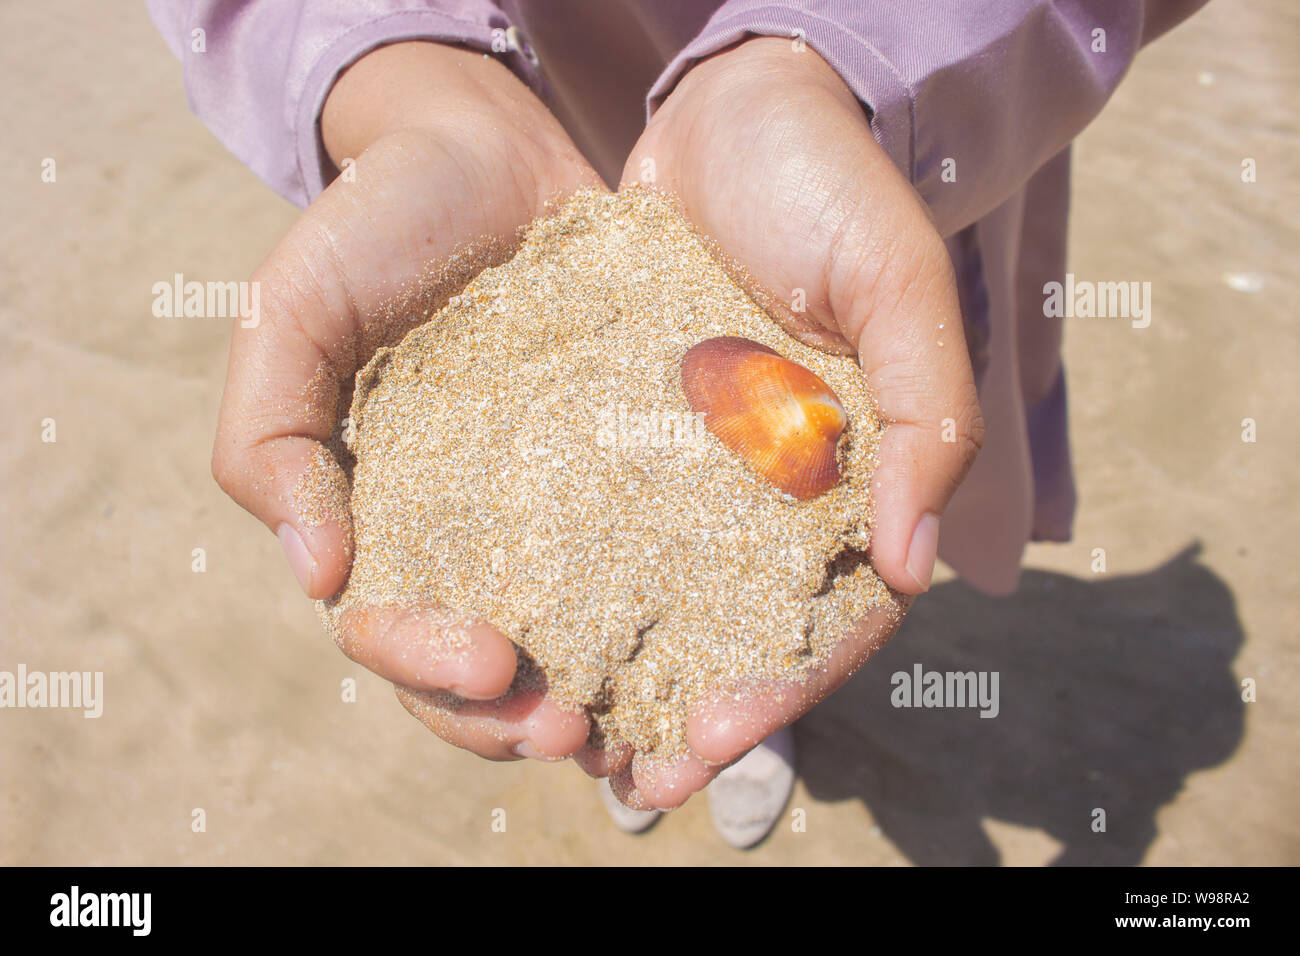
top-left (905, 512), bottom-right (940, 592)
top-left (277, 523), bottom-right (316, 595)
top-left (512, 740), bottom-right (541, 760)
top-left (448, 683), bottom-right (498, 702)
top-left (512, 740), bottom-right (565, 761)
top-left (687, 739), bottom-right (733, 768)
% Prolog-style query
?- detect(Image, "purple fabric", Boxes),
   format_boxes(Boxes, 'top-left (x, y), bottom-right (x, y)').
top-left (146, 1), bottom-right (541, 206)
top-left (145, 0), bottom-right (1207, 594)
top-left (650, 1), bottom-right (1205, 237)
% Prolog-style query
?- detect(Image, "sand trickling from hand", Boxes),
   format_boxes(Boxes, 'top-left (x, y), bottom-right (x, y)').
top-left (314, 187), bottom-right (902, 756)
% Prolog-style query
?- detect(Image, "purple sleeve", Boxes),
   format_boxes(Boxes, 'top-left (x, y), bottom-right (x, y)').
top-left (145, 0), bottom-right (539, 208)
top-left (647, 0), bottom-right (1208, 237)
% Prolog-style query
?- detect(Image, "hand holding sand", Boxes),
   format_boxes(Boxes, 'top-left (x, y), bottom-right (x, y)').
top-left (604, 38), bottom-right (985, 808)
top-left (210, 42), bottom-right (605, 759)
top-left (212, 38), bottom-right (983, 811)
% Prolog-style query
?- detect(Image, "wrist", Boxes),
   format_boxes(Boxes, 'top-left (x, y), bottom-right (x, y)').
top-left (681, 36), bottom-right (862, 113)
top-left (321, 41), bottom-right (553, 168)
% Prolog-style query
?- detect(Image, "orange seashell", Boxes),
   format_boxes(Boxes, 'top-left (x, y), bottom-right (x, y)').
top-left (681, 336), bottom-right (846, 500)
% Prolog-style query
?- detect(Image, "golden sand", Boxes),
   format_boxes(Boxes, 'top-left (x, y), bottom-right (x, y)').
top-left (314, 187), bottom-right (901, 756)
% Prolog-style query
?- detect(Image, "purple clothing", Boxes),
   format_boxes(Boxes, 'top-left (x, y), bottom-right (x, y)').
top-left (148, 0), bottom-right (1206, 594)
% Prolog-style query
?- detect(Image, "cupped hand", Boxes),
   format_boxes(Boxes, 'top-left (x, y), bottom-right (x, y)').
top-left (211, 42), bottom-right (601, 762)
top-left (604, 38), bottom-right (985, 808)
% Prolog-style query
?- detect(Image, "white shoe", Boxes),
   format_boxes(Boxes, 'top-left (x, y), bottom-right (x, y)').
top-left (597, 776), bottom-right (662, 834)
top-left (706, 727), bottom-right (796, 849)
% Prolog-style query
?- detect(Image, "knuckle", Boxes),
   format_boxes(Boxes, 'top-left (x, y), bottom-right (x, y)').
top-left (949, 385), bottom-right (986, 472)
top-left (210, 440), bottom-right (238, 495)
top-left (885, 228), bottom-right (952, 309)
top-left (965, 404), bottom-right (987, 460)
top-left (835, 213), bottom-right (953, 346)
top-left (955, 382), bottom-right (986, 455)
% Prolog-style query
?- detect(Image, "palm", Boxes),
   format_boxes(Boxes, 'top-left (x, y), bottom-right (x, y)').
top-left (631, 82), bottom-right (866, 354)
top-left (251, 127), bottom-right (585, 370)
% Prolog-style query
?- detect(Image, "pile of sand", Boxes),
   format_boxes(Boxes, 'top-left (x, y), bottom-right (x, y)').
top-left (314, 187), bottom-right (900, 755)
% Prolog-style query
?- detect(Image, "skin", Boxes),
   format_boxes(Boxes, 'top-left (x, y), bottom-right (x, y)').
top-left (211, 38), bottom-right (984, 808)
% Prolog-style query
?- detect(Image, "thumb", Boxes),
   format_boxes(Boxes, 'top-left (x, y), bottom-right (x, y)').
top-left (214, 436), bottom-right (354, 602)
top-left (210, 285), bottom-right (355, 600)
top-left (831, 206), bottom-right (984, 595)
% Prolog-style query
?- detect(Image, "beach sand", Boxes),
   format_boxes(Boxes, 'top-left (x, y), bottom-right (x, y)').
top-left (1, 1), bottom-right (1296, 864)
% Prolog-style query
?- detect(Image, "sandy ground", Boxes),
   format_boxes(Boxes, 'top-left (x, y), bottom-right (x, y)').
top-left (1, 2), bottom-right (1296, 865)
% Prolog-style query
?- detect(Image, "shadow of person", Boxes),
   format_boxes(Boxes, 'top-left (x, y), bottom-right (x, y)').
top-left (797, 543), bottom-right (1245, 865)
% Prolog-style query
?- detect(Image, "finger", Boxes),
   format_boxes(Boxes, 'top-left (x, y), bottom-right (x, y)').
top-left (782, 86), bottom-right (986, 596)
top-left (607, 763), bottom-right (657, 812)
top-left (629, 750), bottom-right (720, 810)
top-left (219, 433), bottom-right (354, 601)
top-left (395, 681), bottom-right (590, 762)
top-left (211, 143), bottom-right (443, 597)
top-left (572, 737), bottom-right (634, 779)
top-left (835, 205), bottom-right (985, 596)
top-left (206, 169), bottom-right (397, 599)
top-left (211, 305), bottom-right (353, 600)
top-left (335, 604), bottom-right (518, 699)
top-left (686, 602), bottom-right (904, 764)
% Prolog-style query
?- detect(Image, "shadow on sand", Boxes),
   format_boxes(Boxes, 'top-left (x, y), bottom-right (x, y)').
top-left (798, 543), bottom-right (1245, 865)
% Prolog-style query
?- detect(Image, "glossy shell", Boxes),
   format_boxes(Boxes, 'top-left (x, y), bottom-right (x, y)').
top-left (681, 336), bottom-right (846, 500)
